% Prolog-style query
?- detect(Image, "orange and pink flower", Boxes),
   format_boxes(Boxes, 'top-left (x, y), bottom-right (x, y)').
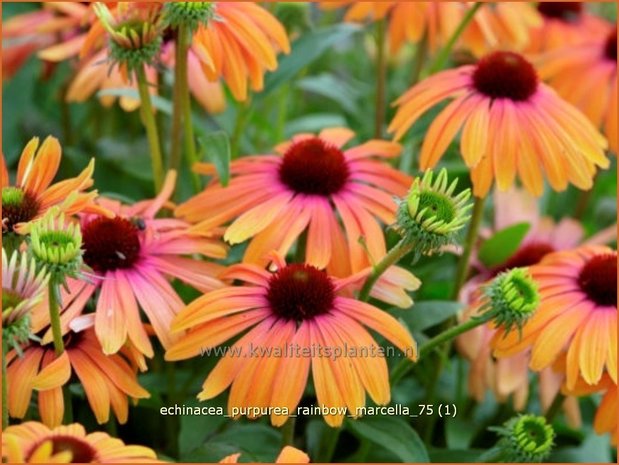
top-left (493, 246), bottom-right (617, 391)
top-left (58, 171), bottom-right (226, 358)
top-left (389, 51), bottom-right (609, 197)
top-left (176, 128), bottom-right (419, 307)
top-left (166, 254), bottom-right (417, 427)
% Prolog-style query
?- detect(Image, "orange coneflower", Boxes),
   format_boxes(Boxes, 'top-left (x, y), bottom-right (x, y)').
top-left (562, 373), bottom-right (617, 445)
top-left (526, 2), bottom-right (609, 54)
top-left (176, 128), bottom-right (419, 307)
top-left (319, 2), bottom-right (541, 56)
top-left (221, 446), bottom-right (310, 463)
top-left (1, 136), bottom-right (109, 235)
top-left (1, 3), bottom-right (88, 80)
top-left (48, 171), bottom-right (226, 358)
top-left (389, 50), bottom-right (609, 197)
top-left (538, 24), bottom-right (617, 153)
top-left (493, 246), bottom-right (617, 391)
top-left (456, 188), bottom-right (614, 419)
top-left (6, 328), bottom-right (149, 427)
top-left (2, 421), bottom-right (160, 463)
top-left (36, 2), bottom-right (288, 111)
top-left (165, 254), bottom-right (417, 427)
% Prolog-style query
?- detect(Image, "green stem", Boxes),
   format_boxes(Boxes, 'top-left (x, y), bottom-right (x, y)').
top-left (410, 33), bottom-right (428, 86)
top-left (420, 313), bottom-right (492, 358)
top-left (358, 239), bottom-right (413, 302)
top-left (178, 24), bottom-right (201, 193)
top-left (2, 337), bottom-right (8, 429)
top-left (281, 416), bottom-right (296, 446)
top-left (391, 313), bottom-right (492, 385)
top-left (48, 281), bottom-right (64, 356)
top-left (451, 195), bottom-right (486, 300)
top-left (169, 34), bottom-right (184, 174)
top-left (136, 65), bottom-right (164, 193)
top-left (544, 391), bottom-right (566, 422)
top-left (428, 2), bottom-right (483, 74)
top-left (374, 18), bottom-right (387, 138)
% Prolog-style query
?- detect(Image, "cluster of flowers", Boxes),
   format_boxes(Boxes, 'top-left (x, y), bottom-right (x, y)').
top-left (1, 1), bottom-right (617, 463)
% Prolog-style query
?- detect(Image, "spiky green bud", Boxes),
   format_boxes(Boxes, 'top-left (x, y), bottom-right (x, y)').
top-left (29, 208), bottom-right (83, 283)
top-left (489, 414), bottom-right (555, 463)
top-left (163, 1), bottom-right (216, 32)
top-left (480, 267), bottom-right (539, 336)
top-left (396, 168), bottom-right (472, 258)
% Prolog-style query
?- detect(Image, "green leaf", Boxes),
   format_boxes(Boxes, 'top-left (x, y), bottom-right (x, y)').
top-left (347, 416), bottom-right (429, 462)
top-left (197, 130), bottom-right (231, 186)
top-left (478, 222), bottom-right (531, 268)
top-left (178, 398), bottom-right (227, 456)
top-left (428, 448), bottom-right (484, 463)
top-left (398, 301), bottom-right (463, 332)
top-left (263, 23), bottom-right (361, 96)
top-left (296, 73), bottom-right (363, 114)
top-left (96, 88), bottom-right (173, 114)
top-left (285, 113), bottom-right (347, 137)
top-left (550, 427), bottom-right (612, 463)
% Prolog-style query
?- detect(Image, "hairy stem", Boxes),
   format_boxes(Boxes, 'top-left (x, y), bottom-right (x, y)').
top-left (358, 239), bottom-right (413, 302)
top-left (136, 65), bottom-right (164, 192)
top-left (428, 2), bottom-right (483, 74)
top-left (48, 281), bottom-right (65, 356)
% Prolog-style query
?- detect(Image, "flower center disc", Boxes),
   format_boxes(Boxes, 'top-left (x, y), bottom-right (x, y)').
top-left (279, 137), bottom-right (350, 196)
top-left (472, 51), bottom-right (538, 102)
top-left (578, 253), bottom-right (617, 307)
top-left (50, 435), bottom-right (97, 463)
top-left (266, 264), bottom-right (335, 321)
top-left (495, 242), bottom-right (555, 274)
top-left (605, 28), bottom-right (617, 62)
top-left (2, 187), bottom-right (40, 233)
top-left (537, 2), bottom-right (583, 22)
top-left (82, 217), bottom-right (141, 273)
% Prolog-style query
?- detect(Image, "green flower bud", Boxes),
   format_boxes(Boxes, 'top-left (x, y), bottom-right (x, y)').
top-left (481, 267), bottom-right (539, 336)
top-left (29, 208), bottom-right (83, 283)
top-left (396, 168), bottom-right (472, 258)
top-left (489, 414), bottom-right (555, 463)
top-left (163, 1), bottom-right (216, 32)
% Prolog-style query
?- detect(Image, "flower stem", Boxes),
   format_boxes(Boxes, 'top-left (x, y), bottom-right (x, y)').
top-left (410, 33), bottom-right (428, 85)
top-left (48, 281), bottom-right (65, 356)
top-left (420, 313), bottom-right (492, 358)
top-left (169, 38), bottom-right (184, 174)
top-left (391, 312), bottom-right (492, 385)
top-left (374, 17), bottom-right (387, 138)
top-left (281, 416), bottom-right (296, 446)
top-left (358, 239), bottom-right (413, 302)
top-left (2, 336), bottom-right (8, 428)
top-left (545, 391), bottom-right (566, 422)
top-left (177, 24), bottom-right (201, 193)
top-left (136, 65), bottom-right (164, 193)
top-left (428, 2), bottom-right (483, 74)
top-left (451, 195), bottom-right (486, 300)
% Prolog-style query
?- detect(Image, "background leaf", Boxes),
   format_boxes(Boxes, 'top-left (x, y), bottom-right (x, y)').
top-left (477, 222), bottom-right (530, 268)
top-left (197, 130), bottom-right (231, 186)
top-left (347, 416), bottom-right (429, 462)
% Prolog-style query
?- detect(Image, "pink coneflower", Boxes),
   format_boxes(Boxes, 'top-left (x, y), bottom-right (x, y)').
top-left (527, 2), bottom-right (610, 54)
top-left (176, 128), bottom-right (419, 307)
top-left (456, 188), bottom-right (615, 420)
top-left (493, 246), bottom-right (617, 391)
top-left (538, 24), bottom-right (617, 153)
top-left (165, 254), bottom-right (417, 427)
top-left (389, 50), bottom-right (609, 197)
top-left (56, 171), bottom-right (226, 357)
